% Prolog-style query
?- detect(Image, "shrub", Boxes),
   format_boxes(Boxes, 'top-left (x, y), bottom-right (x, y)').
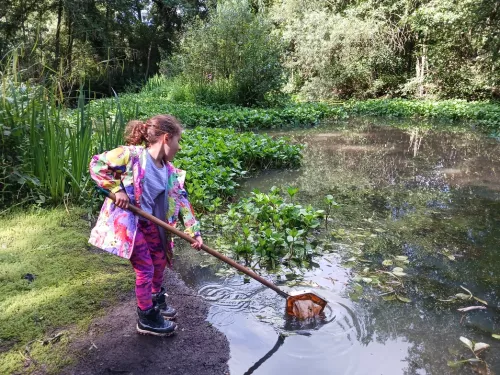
top-left (162, 0), bottom-right (285, 106)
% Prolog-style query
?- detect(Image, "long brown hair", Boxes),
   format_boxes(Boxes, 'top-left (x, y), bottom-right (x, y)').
top-left (124, 115), bottom-right (182, 146)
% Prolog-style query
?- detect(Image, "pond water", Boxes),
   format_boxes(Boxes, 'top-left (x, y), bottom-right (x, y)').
top-left (174, 117), bottom-right (500, 375)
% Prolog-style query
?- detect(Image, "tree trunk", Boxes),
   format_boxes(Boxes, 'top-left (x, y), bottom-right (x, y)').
top-left (145, 42), bottom-right (152, 82)
top-left (66, 12), bottom-right (74, 77)
top-left (135, 0), bottom-right (142, 20)
top-left (415, 44), bottom-right (427, 97)
top-left (54, 0), bottom-right (63, 71)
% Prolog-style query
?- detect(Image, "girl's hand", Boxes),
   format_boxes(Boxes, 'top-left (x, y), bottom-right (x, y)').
top-left (191, 235), bottom-right (203, 251)
top-left (114, 190), bottom-right (129, 209)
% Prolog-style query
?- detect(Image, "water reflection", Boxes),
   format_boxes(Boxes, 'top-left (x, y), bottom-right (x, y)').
top-left (173, 118), bottom-right (500, 374)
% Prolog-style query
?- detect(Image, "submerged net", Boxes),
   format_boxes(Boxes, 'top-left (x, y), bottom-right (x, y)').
top-left (291, 300), bottom-right (324, 319)
top-left (286, 292), bottom-right (327, 319)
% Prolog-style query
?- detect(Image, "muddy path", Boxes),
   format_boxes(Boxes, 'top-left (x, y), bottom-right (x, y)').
top-left (61, 269), bottom-right (230, 375)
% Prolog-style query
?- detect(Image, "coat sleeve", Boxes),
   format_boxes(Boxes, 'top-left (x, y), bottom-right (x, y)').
top-left (167, 165), bottom-right (201, 237)
top-left (89, 146), bottom-right (131, 193)
top-left (178, 194), bottom-right (201, 237)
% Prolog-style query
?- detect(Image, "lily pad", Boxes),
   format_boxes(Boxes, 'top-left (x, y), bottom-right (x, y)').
top-left (392, 267), bottom-right (407, 276)
top-left (392, 271), bottom-right (407, 277)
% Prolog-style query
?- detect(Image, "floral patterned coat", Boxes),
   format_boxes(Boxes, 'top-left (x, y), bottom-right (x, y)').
top-left (88, 145), bottom-right (200, 261)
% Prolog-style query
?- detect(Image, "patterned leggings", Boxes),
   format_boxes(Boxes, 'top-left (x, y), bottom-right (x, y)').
top-left (129, 220), bottom-right (168, 310)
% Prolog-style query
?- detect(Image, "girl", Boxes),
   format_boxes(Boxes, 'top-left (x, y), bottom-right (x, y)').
top-left (89, 114), bottom-right (203, 336)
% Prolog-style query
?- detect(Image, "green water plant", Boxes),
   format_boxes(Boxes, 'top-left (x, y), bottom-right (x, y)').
top-left (344, 99), bottom-right (500, 130)
top-left (87, 94), bottom-right (347, 130)
top-left (214, 187), bottom-right (324, 269)
top-left (447, 336), bottom-right (491, 371)
top-left (176, 128), bottom-right (302, 212)
top-left (323, 194), bottom-right (339, 230)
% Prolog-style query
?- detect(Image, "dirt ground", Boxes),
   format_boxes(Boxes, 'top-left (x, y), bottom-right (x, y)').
top-left (61, 269), bottom-right (230, 375)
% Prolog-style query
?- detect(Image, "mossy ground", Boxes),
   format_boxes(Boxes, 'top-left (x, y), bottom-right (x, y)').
top-left (0, 207), bottom-right (133, 374)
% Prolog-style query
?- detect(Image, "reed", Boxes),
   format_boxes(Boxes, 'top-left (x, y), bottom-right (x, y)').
top-left (0, 50), bottom-right (126, 208)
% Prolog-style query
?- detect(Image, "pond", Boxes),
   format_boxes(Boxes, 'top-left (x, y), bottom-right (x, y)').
top-left (174, 117), bottom-right (500, 375)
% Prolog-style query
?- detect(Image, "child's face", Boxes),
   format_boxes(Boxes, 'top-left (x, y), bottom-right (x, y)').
top-left (163, 133), bottom-right (181, 161)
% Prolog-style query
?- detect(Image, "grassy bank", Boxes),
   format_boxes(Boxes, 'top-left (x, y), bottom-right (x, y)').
top-left (0, 208), bottom-right (133, 374)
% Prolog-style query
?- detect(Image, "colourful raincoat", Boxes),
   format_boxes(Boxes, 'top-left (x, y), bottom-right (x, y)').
top-left (89, 145), bottom-right (200, 262)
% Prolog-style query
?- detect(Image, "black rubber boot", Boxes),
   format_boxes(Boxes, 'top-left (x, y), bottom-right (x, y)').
top-left (152, 287), bottom-right (177, 320)
top-left (136, 306), bottom-right (177, 336)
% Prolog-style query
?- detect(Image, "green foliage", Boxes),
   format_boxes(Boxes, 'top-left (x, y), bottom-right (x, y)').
top-left (89, 93), bottom-right (347, 130)
top-left (175, 128), bottom-right (302, 212)
top-left (163, 0), bottom-right (285, 106)
top-left (0, 80), bottom-right (303, 211)
top-left (344, 99), bottom-right (500, 129)
top-left (408, 0), bottom-right (500, 99)
top-left (270, 0), bottom-right (500, 100)
top-left (273, 3), bottom-right (401, 99)
top-left (0, 81), bottom-right (126, 208)
top-left (0, 0), bottom-right (208, 95)
top-left (0, 208), bottom-right (133, 374)
top-left (91, 91), bottom-right (500, 131)
top-left (214, 187), bottom-right (324, 268)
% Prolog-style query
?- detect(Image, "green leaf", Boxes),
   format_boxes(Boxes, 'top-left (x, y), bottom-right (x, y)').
top-left (455, 293), bottom-right (471, 300)
top-left (472, 296), bottom-right (488, 305)
top-left (382, 295), bottom-right (396, 301)
top-left (396, 295), bottom-right (411, 303)
top-left (459, 336), bottom-right (473, 350)
top-left (492, 334), bottom-right (500, 340)
top-left (473, 342), bottom-right (490, 353)
top-left (382, 259), bottom-right (393, 266)
top-left (447, 360), bottom-right (467, 368)
top-left (392, 267), bottom-right (407, 276)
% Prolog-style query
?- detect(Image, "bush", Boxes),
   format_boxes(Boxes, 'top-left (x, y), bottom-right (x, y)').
top-left (162, 0), bottom-right (285, 106)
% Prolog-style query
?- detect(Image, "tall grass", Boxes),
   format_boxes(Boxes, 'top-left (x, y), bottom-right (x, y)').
top-left (141, 74), bottom-right (238, 105)
top-left (0, 54), bottom-right (127, 209)
top-left (66, 90), bottom-right (93, 199)
top-left (93, 90), bottom-right (129, 152)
